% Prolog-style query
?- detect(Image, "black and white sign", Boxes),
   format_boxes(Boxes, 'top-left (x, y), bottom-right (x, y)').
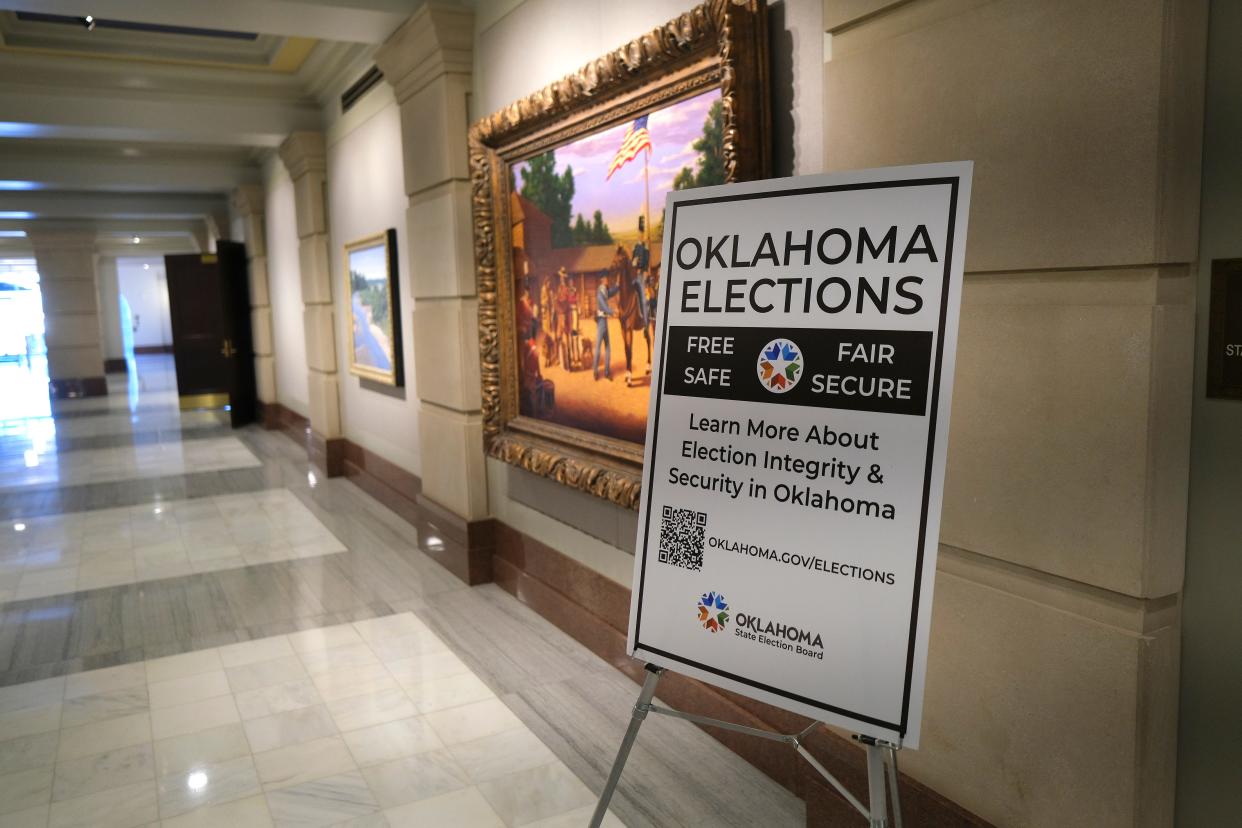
top-left (627, 162), bottom-right (973, 748)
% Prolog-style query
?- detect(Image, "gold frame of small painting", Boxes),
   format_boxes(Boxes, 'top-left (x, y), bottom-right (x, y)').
top-left (469, 1), bottom-right (770, 509)
top-left (343, 228), bottom-right (404, 386)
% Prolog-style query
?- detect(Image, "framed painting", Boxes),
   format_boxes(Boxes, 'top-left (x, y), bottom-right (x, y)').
top-left (470, 0), bottom-right (769, 509)
top-left (344, 229), bottom-right (404, 386)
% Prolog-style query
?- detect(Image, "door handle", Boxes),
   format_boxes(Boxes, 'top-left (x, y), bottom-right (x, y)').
top-left (220, 338), bottom-right (236, 358)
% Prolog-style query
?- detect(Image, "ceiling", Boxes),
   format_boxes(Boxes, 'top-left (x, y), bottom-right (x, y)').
top-left (0, 0), bottom-right (429, 254)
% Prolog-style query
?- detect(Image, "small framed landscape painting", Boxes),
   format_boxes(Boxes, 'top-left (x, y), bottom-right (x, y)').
top-left (344, 229), bottom-right (403, 386)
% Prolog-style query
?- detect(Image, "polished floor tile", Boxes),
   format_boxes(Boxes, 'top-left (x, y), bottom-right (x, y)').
top-left (0, 357), bottom-right (801, 826)
top-left (0, 615), bottom-right (625, 827)
top-left (0, 489), bottom-right (345, 603)
top-left (0, 437), bottom-right (261, 492)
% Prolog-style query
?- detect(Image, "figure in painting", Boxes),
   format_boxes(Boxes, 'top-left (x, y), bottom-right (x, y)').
top-left (509, 88), bottom-right (723, 442)
top-left (594, 273), bottom-right (619, 381)
top-left (554, 267), bottom-right (579, 370)
top-left (612, 244), bottom-right (652, 387)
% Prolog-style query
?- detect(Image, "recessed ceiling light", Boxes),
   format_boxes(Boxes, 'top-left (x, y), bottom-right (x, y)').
top-left (132, 236), bottom-right (141, 244)
top-left (143, 263), bottom-right (150, 270)
top-left (0, 181), bottom-right (38, 191)
top-left (186, 771), bottom-right (207, 791)
top-left (83, 15), bottom-right (96, 31)
top-left (13, 523), bottom-right (25, 532)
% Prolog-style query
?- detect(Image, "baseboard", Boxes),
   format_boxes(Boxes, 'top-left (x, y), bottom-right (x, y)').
top-left (133, 344), bottom-right (174, 355)
top-left (308, 431), bottom-right (345, 477)
top-left (49, 376), bottom-right (108, 399)
top-left (259, 401), bottom-right (311, 446)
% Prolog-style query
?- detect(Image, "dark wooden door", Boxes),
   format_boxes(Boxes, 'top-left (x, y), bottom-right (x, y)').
top-left (165, 243), bottom-right (256, 426)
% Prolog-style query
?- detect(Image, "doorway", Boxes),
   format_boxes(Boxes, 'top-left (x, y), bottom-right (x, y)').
top-left (0, 258), bottom-right (50, 426)
top-left (164, 241), bottom-right (257, 427)
top-left (116, 256), bottom-right (177, 399)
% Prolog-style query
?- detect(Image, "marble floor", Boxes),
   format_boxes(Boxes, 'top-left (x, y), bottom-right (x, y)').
top-left (0, 356), bottom-right (804, 826)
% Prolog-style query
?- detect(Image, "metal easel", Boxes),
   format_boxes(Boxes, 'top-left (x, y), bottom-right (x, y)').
top-left (589, 665), bottom-right (903, 828)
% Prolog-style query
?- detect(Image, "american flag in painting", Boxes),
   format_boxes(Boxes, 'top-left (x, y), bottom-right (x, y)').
top-left (605, 115), bottom-right (652, 180)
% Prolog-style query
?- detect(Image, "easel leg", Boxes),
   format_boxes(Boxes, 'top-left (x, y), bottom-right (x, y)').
top-left (885, 746), bottom-right (903, 828)
top-left (589, 665), bottom-right (663, 828)
top-left (866, 744), bottom-right (889, 828)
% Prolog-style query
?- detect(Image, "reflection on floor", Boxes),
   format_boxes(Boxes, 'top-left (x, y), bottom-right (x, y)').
top-left (0, 490), bottom-right (346, 602)
top-left (0, 612), bottom-right (620, 827)
top-left (0, 356), bottom-right (805, 826)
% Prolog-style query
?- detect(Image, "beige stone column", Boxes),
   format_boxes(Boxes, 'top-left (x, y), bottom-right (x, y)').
top-left (377, 5), bottom-right (489, 535)
top-left (231, 185), bottom-right (278, 422)
top-left (278, 132), bottom-right (344, 474)
top-left (28, 226), bottom-right (107, 398)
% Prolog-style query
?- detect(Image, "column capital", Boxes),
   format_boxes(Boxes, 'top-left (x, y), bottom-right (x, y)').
top-left (375, 2), bottom-right (473, 103)
top-left (230, 184), bottom-right (265, 218)
top-left (278, 132), bottom-right (327, 179)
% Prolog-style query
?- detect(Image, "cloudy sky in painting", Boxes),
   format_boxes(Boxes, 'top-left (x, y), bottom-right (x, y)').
top-left (512, 88), bottom-right (719, 237)
top-left (349, 243), bottom-right (387, 285)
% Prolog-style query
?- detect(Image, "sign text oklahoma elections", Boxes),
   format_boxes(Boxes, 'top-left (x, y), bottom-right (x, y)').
top-left (627, 163), bottom-right (973, 748)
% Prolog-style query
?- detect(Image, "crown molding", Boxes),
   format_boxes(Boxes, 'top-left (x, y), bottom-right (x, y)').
top-left (300, 40), bottom-right (374, 105)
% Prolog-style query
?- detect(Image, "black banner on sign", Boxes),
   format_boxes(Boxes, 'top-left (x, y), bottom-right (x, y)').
top-left (661, 326), bottom-right (933, 416)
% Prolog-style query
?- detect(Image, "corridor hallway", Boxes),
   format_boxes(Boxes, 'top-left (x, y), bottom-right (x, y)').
top-left (0, 357), bottom-right (802, 827)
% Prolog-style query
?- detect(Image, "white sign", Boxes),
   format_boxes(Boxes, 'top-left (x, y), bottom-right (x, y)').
top-left (627, 162), bottom-right (973, 747)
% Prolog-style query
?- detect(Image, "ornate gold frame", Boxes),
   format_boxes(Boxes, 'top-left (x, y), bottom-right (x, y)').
top-left (469, 0), bottom-right (770, 509)
top-left (344, 228), bottom-right (404, 386)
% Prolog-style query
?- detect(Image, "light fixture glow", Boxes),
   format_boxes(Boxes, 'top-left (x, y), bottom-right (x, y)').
top-left (186, 771), bottom-right (207, 792)
top-left (0, 230), bottom-right (27, 238)
top-left (0, 181), bottom-right (38, 191)
top-left (0, 123), bottom-right (41, 138)
top-left (131, 236), bottom-right (141, 244)
top-left (307, 471), bottom-right (318, 488)
top-left (153, 507), bottom-right (162, 515)
top-left (23, 450), bottom-right (37, 468)
top-left (0, 212), bottom-right (34, 220)
top-left (143, 263), bottom-right (150, 270)
top-left (13, 523), bottom-right (25, 532)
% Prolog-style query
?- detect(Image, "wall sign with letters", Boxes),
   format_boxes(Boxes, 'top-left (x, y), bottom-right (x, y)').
top-left (627, 163), bottom-right (973, 748)
top-left (1208, 258), bottom-right (1242, 400)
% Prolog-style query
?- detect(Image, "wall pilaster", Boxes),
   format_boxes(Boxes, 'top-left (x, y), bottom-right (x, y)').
top-left (376, 4), bottom-right (487, 525)
top-left (278, 132), bottom-right (344, 474)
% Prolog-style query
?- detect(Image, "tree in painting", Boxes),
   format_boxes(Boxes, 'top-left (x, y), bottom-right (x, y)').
top-left (673, 99), bottom-right (727, 191)
top-left (520, 151), bottom-right (577, 248)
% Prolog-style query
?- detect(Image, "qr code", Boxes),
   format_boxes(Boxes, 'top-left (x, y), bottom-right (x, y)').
top-left (657, 506), bottom-right (706, 571)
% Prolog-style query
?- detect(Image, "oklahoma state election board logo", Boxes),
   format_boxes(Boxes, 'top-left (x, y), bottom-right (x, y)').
top-left (757, 338), bottom-right (802, 393)
top-left (697, 591), bottom-right (729, 632)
